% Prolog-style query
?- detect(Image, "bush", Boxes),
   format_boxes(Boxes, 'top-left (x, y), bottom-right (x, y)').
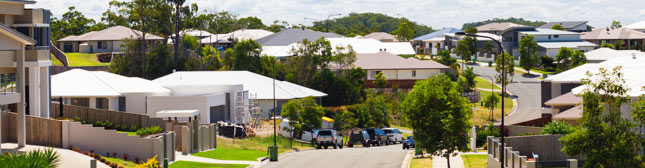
top-left (488, 61), bottom-right (492, 67)
top-left (476, 124), bottom-right (501, 147)
top-left (0, 148), bottom-right (60, 168)
top-left (122, 154), bottom-right (129, 161)
top-left (136, 126), bottom-right (163, 136)
top-left (134, 157), bottom-right (141, 164)
top-left (129, 125), bottom-right (138, 132)
top-left (134, 155), bottom-right (159, 168)
top-left (542, 121), bottom-right (574, 135)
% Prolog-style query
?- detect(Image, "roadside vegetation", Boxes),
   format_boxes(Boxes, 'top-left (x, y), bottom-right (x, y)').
top-left (410, 157), bottom-right (432, 168)
top-left (472, 90), bottom-right (513, 125)
top-left (51, 53), bottom-right (110, 67)
top-left (193, 136), bottom-right (313, 161)
top-left (169, 161), bottom-right (248, 168)
top-left (462, 154), bottom-right (487, 168)
top-left (474, 76), bottom-right (500, 90)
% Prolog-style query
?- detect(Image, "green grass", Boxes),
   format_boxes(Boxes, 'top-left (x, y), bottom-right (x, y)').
top-left (52, 53), bottom-right (110, 67)
top-left (104, 156), bottom-right (137, 168)
top-left (462, 154), bottom-right (487, 168)
top-left (474, 77), bottom-right (501, 90)
top-left (529, 69), bottom-right (555, 75)
top-left (410, 157), bottom-right (432, 168)
top-left (391, 125), bottom-right (414, 137)
top-left (472, 90), bottom-right (514, 125)
top-left (193, 135), bottom-right (313, 161)
top-left (116, 131), bottom-right (137, 136)
top-left (169, 161), bottom-right (249, 168)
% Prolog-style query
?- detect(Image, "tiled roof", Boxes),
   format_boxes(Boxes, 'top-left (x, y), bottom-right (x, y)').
top-left (539, 21), bottom-right (588, 29)
top-left (360, 32), bottom-right (398, 42)
top-left (477, 22), bottom-right (524, 32)
top-left (354, 51), bottom-right (449, 70)
top-left (413, 28), bottom-right (461, 41)
top-left (58, 26), bottom-right (164, 42)
top-left (581, 28), bottom-right (645, 40)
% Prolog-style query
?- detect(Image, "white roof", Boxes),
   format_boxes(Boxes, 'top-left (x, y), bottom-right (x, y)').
top-left (520, 28), bottom-right (581, 35)
top-left (585, 47), bottom-right (644, 61)
top-left (153, 71), bottom-right (327, 100)
top-left (446, 32), bottom-right (502, 41)
top-left (262, 43), bottom-right (300, 57)
top-left (536, 41), bottom-right (597, 49)
top-left (625, 21), bottom-right (645, 30)
top-left (155, 110), bottom-right (199, 118)
top-left (327, 38), bottom-right (415, 55)
top-left (182, 29), bottom-right (215, 38)
top-left (202, 29), bottom-right (274, 44)
top-left (51, 69), bottom-right (171, 97)
top-left (422, 36), bottom-right (446, 42)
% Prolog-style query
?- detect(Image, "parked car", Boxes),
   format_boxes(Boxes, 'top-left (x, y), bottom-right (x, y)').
top-left (383, 128), bottom-right (404, 144)
top-left (403, 136), bottom-right (415, 149)
top-left (366, 128), bottom-right (389, 146)
top-left (347, 129), bottom-right (370, 147)
top-left (315, 129), bottom-right (343, 149)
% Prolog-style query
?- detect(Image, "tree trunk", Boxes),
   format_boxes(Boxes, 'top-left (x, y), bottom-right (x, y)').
top-left (446, 155), bottom-right (451, 168)
top-left (173, 3), bottom-right (180, 67)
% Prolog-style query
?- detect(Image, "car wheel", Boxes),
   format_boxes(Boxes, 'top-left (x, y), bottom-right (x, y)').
top-left (333, 143), bottom-right (338, 149)
top-left (324, 145), bottom-right (328, 149)
top-left (386, 140), bottom-right (390, 145)
top-left (348, 143), bottom-right (353, 148)
top-left (340, 144), bottom-right (343, 149)
top-left (316, 144), bottom-right (321, 149)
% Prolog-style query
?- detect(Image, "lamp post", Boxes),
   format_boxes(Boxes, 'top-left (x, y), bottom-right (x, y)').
top-left (269, 57), bottom-right (282, 162)
top-left (456, 32), bottom-right (505, 168)
top-left (478, 75), bottom-right (495, 122)
top-left (326, 14), bottom-right (341, 32)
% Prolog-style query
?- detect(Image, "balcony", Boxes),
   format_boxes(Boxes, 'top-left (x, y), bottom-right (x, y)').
top-left (0, 73), bottom-right (19, 105)
top-left (14, 9), bottom-right (46, 24)
top-left (25, 46), bottom-right (50, 62)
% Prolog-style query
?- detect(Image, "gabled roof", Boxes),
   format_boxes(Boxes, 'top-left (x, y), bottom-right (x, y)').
top-left (58, 26), bottom-right (165, 42)
top-left (0, 23), bottom-right (35, 44)
top-left (360, 32), bottom-right (398, 42)
top-left (51, 69), bottom-right (171, 97)
top-left (539, 21), bottom-right (589, 29)
top-left (153, 71), bottom-right (327, 100)
top-left (544, 92), bottom-right (582, 106)
top-left (413, 28), bottom-right (461, 41)
top-left (520, 28), bottom-right (581, 35)
top-left (354, 51), bottom-right (449, 70)
top-left (584, 47), bottom-right (643, 62)
top-left (624, 21), bottom-right (645, 30)
top-left (536, 41), bottom-right (596, 49)
top-left (581, 28), bottom-right (645, 40)
top-left (552, 105), bottom-right (583, 121)
top-left (327, 38), bottom-right (415, 55)
top-left (200, 29), bottom-right (274, 44)
top-left (0, 0), bottom-right (36, 4)
top-left (477, 22), bottom-right (524, 32)
top-left (256, 28), bottom-right (343, 46)
top-left (445, 32), bottom-right (502, 41)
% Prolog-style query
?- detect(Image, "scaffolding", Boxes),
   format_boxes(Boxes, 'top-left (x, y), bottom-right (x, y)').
top-left (248, 93), bottom-right (262, 128)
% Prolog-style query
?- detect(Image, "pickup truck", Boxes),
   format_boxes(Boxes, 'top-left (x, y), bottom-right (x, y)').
top-left (315, 129), bottom-right (343, 149)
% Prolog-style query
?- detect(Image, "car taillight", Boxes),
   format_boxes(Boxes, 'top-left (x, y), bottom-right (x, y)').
top-left (388, 135), bottom-right (394, 137)
top-left (332, 136), bottom-right (334, 142)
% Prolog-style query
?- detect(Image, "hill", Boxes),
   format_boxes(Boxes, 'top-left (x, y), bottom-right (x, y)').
top-left (461, 17), bottom-right (546, 29)
top-left (311, 12), bottom-right (434, 38)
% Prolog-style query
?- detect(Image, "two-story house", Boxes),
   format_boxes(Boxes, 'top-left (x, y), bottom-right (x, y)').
top-left (0, 0), bottom-right (53, 149)
top-left (501, 27), bottom-right (596, 60)
top-left (539, 21), bottom-right (593, 32)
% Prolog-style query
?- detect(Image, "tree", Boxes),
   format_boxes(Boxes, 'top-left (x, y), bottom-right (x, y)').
top-left (555, 47), bottom-right (573, 72)
top-left (519, 35), bottom-right (538, 74)
top-left (495, 52), bottom-right (514, 86)
top-left (570, 50), bottom-right (587, 68)
top-left (456, 39), bottom-right (472, 68)
top-left (611, 20), bottom-right (622, 29)
top-left (281, 99), bottom-right (303, 146)
top-left (231, 40), bottom-right (263, 72)
top-left (366, 94), bottom-right (390, 127)
top-left (300, 97), bottom-right (325, 141)
top-left (465, 26), bottom-right (478, 62)
top-left (541, 121), bottom-right (574, 135)
top-left (462, 17), bottom-right (546, 29)
top-left (482, 92), bottom-right (500, 121)
top-left (463, 67), bottom-right (476, 91)
top-left (267, 20), bottom-right (287, 32)
top-left (482, 41), bottom-right (494, 57)
top-left (51, 6), bottom-right (98, 43)
top-left (539, 55), bottom-right (555, 70)
top-left (560, 66), bottom-right (644, 167)
top-left (373, 72), bottom-right (388, 89)
top-left (551, 24), bottom-right (565, 30)
top-left (402, 74), bottom-right (472, 168)
top-left (438, 50), bottom-right (459, 74)
top-left (237, 16), bottom-right (266, 29)
top-left (168, 0), bottom-right (188, 68)
top-left (393, 21), bottom-right (414, 41)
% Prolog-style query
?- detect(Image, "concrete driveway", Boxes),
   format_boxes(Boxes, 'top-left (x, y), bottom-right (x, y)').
top-left (467, 64), bottom-right (542, 125)
top-left (261, 143), bottom-right (409, 168)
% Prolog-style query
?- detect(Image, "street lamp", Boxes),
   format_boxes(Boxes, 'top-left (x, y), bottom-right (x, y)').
top-left (326, 14), bottom-right (341, 32)
top-left (269, 57), bottom-right (283, 162)
top-left (456, 32), bottom-right (506, 168)
top-left (478, 75), bottom-right (495, 122)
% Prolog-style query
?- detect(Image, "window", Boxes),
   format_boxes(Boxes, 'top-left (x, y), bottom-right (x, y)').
top-left (97, 41), bottom-right (107, 49)
top-left (70, 98), bottom-right (89, 107)
top-left (118, 97), bottom-right (126, 111)
top-left (96, 98), bottom-right (108, 109)
top-left (412, 70), bottom-right (416, 77)
top-left (554, 35), bottom-right (559, 38)
top-left (548, 35), bottom-right (551, 40)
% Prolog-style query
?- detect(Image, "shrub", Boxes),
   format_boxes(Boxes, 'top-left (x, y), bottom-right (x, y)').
top-left (134, 155), bottom-right (159, 168)
top-left (122, 154), bottom-right (129, 161)
top-left (136, 126), bottom-right (163, 136)
top-left (129, 125), bottom-right (138, 132)
top-left (99, 158), bottom-right (106, 162)
top-left (542, 121), bottom-right (574, 135)
top-left (134, 157), bottom-right (141, 164)
top-left (112, 152), bottom-right (118, 158)
top-left (110, 163), bottom-right (118, 168)
top-left (104, 161), bottom-right (111, 165)
top-left (0, 148), bottom-right (60, 168)
top-left (476, 124), bottom-right (501, 147)
top-left (488, 61), bottom-right (492, 67)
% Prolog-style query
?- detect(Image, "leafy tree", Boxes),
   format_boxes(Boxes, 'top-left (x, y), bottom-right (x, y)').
top-left (556, 47), bottom-right (573, 72)
top-left (402, 74), bottom-right (472, 168)
top-left (281, 99), bottom-right (303, 146)
top-left (392, 21), bottom-right (414, 41)
top-left (456, 39), bottom-right (472, 68)
top-left (482, 92), bottom-right (500, 121)
top-left (51, 6), bottom-right (98, 43)
top-left (495, 52), bottom-right (514, 86)
top-left (168, 0), bottom-right (190, 67)
top-left (267, 20), bottom-right (288, 32)
top-left (366, 94), bottom-right (390, 127)
top-left (438, 50), bottom-right (459, 74)
top-left (231, 40), bottom-right (263, 72)
top-left (519, 35), bottom-right (538, 74)
top-left (237, 16), bottom-right (266, 29)
top-left (311, 13), bottom-right (434, 37)
top-left (551, 24), bottom-right (565, 30)
top-left (541, 121), bottom-right (574, 135)
top-left (539, 55), bottom-right (555, 69)
top-left (570, 50), bottom-right (587, 68)
top-left (482, 41), bottom-right (494, 57)
top-left (614, 40), bottom-right (625, 50)
top-left (373, 72), bottom-right (388, 89)
top-left (463, 67), bottom-right (476, 91)
top-left (611, 20), bottom-right (622, 29)
top-left (560, 66), bottom-right (644, 167)
top-left (201, 46), bottom-right (222, 71)
top-left (457, 76), bottom-right (469, 93)
top-left (465, 26), bottom-right (478, 62)
top-left (300, 96), bottom-right (325, 140)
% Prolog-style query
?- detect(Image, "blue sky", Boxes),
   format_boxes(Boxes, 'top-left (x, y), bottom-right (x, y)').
top-left (30, 0), bottom-right (645, 29)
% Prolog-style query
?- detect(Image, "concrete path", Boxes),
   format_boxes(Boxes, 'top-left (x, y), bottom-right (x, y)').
top-left (261, 143), bottom-right (408, 168)
top-left (432, 153), bottom-right (465, 168)
top-left (174, 151), bottom-right (259, 166)
top-left (1, 143), bottom-right (109, 168)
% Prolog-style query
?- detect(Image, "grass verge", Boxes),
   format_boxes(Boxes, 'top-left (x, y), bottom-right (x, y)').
top-left (193, 135), bottom-right (313, 161)
top-left (52, 53), bottom-right (110, 67)
top-left (462, 154), bottom-right (487, 168)
top-left (169, 161), bottom-right (249, 168)
top-left (104, 156), bottom-right (137, 168)
top-left (410, 157), bottom-right (432, 168)
top-left (474, 77), bottom-right (501, 90)
top-left (471, 90), bottom-right (514, 125)
top-left (116, 131), bottom-right (137, 136)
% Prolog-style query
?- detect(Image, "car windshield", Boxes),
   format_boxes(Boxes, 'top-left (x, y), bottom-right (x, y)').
top-left (318, 131), bottom-right (332, 136)
top-left (383, 129), bottom-right (393, 134)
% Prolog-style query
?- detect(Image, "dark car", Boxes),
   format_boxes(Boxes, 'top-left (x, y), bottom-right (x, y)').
top-left (347, 129), bottom-right (370, 147)
top-left (366, 128), bottom-right (390, 146)
top-left (403, 136), bottom-right (415, 149)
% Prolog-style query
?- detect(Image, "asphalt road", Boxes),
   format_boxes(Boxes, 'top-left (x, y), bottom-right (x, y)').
top-left (468, 64), bottom-right (542, 125)
top-left (261, 144), bottom-right (410, 168)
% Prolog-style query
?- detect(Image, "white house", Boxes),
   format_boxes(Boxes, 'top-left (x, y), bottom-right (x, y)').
top-left (584, 47), bottom-right (644, 63)
top-left (57, 26), bottom-right (165, 53)
top-left (517, 28), bottom-right (597, 58)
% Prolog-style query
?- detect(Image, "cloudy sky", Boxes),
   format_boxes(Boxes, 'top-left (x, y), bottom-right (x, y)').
top-left (30, 0), bottom-right (645, 29)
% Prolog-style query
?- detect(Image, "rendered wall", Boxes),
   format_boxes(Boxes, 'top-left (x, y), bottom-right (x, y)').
top-left (146, 94), bottom-right (226, 124)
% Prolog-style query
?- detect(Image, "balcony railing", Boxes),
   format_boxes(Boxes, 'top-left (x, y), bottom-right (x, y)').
top-left (25, 45), bottom-right (51, 62)
top-left (1, 73), bottom-right (17, 95)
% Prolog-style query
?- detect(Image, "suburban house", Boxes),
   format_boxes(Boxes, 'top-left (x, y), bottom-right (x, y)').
top-left (538, 21), bottom-right (593, 32)
top-left (0, 0), bottom-right (53, 150)
top-left (444, 32), bottom-right (502, 62)
top-left (501, 27), bottom-right (596, 59)
top-left (624, 21), bottom-right (645, 33)
top-left (581, 27), bottom-right (645, 49)
top-left (359, 32), bottom-right (398, 42)
top-left (412, 28), bottom-right (461, 55)
top-left (476, 22), bottom-right (524, 35)
top-left (354, 51), bottom-right (450, 89)
top-left (327, 37), bottom-right (416, 55)
top-left (51, 69), bottom-right (248, 124)
top-left (153, 71), bottom-right (327, 119)
top-left (57, 25), bottom-right (165, 53)
top-left (259, 28), bottom-right (343, 57)
top-left (584, 47), bottom-right (644, 63)
top-left (201, 29), bottom-right (274, 45)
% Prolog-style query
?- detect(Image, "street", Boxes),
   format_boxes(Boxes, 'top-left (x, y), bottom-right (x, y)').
top-left (261, 144), bottom-right (410, 168)
top-left (468, 64), bottom-right (542, 125)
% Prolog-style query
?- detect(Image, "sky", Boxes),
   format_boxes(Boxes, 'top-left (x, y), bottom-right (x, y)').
top-left (30, 0), bottom-right (645, 30)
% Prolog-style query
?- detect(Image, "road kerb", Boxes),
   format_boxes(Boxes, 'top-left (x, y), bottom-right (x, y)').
top-left (402, 151), bottom-right (414, 168)
top-left (250, 148), bottom-right (315, 168)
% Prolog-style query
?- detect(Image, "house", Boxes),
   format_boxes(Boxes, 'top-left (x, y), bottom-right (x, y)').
top-left (581, 27), bottom-right (645, 49)
top-left (200, 29), bottom-right (274, 44)
top-left (501, 27), bottom-right (596, 59)
top-left (359, 32), bottom-right (398, 42)
top-left (51, 69), bottom-right (247, 124)
top-left (444, 32), bottom-right (502, 62)
top-left (153, 71), bottom-right (327, 119)
top-left (412, 28), bottom-right (461, 55)
top-left (57, 26), bottom-right (165, 53)
top-left (624, 21), bottom-right (645, 33)
top-left (353, 51), bottom-right (450, 89)
top-left (584, 47), bottom-right (644, 63)
top-left (257, 28), bottom-right (342, 46)
top-left (476, 22), bottom-right (524, 35)
top-left (539, 21), bottom-right (593, 32)
top-left (0, 0), bottom-right (53, 149)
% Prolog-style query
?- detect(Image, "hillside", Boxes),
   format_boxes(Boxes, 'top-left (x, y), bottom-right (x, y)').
top-left (461, 17), bottom-right (546, 29)
top-left (311, 12), bottom-right (434, 37)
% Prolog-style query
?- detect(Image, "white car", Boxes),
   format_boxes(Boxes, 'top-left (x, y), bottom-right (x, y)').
top-left (383, 128), bottom-right (404, 144)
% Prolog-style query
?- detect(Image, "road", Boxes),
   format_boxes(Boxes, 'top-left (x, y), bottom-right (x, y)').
top-left (468, 64), bottom-right (542, 125)
top-left (261, 144), bottom-right (410, 168)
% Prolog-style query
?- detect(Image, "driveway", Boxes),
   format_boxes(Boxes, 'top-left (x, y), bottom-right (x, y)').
top-left (467, 64), bottom-right (542, 125)
top-left (261, 144), bottom-right (409, 168)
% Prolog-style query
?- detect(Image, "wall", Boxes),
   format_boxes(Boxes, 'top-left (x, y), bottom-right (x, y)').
top-left (505, 125), bottom-right (543, 136)
top-left (1, 112), bottom-right (62, 147)
top-left (0, 31), bottom-right (22, 50)
top-left (0, 3), bottom-right (24, 15)
top-left (396, 69), bottom-right (440, 80)
top-left (502, 135), bottom-right (584, 161)
top-left (112, 40), bottom-right (125, 52)
top-left (258, 99), bottom-right (289, 118)
top-left (529, 34), bottom-right (581, 42)
top-left (51, 103), bottom-right (166, 131)
top-left (146, 94), bottom-right (226, 124)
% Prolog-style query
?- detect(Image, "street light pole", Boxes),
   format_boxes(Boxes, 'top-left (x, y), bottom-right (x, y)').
top-left (326, 14), bottom-right (341, 32)
top-left (456, 32), bottom-right (505, 168)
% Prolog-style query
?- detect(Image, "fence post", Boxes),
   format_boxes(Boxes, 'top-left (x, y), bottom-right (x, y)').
top-left (568, 159), bottom-right (578, 168)
top-left (61, 120), bottom-right (69, 148)
top-left (181, 126), bottom-right (191, 155)
top-left (90, 159), bottom-right (97, 168)
top-left (526, 161), bottom-right (536, 168)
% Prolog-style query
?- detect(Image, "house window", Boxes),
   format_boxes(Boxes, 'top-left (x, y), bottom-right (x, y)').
top-left (554, 35), bottom-right (559, 38)
top-left (96, 98), bottom-right (109, 109)
top-left (98, 41), bottom-right (108, 49)
top-left (548, 35), bottom-right (551, 40)
top-left (412, 70), bottom-right (416, 77)
top-left (118, 97), bottom-right (126, 111)
top-left (70, 98), bottom-right (89, 107)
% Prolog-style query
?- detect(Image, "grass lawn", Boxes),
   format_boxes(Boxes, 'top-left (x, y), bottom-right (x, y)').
top-left (52, 53), bottom-right (110, 67)
top-left (410, 157), bottom-right (432, 168)
top-left (104, 156), bottom-right (137, 168)
top-left (193, 135), bottom-right (313, 161)
top-left (462, 154), bottom-right (487, 168)
top-left (391, 125), bottom-right (413, 137)
top-left (116, 131), bottom-right (137, 136)
top-left (530, 68), bottom-right (555, 75)
top-left (474, 77), bottom-right (501, 90)
top-left (471, 90), bottom-right (514, 125)
top-left (169, 161), bottom-right (248, 168)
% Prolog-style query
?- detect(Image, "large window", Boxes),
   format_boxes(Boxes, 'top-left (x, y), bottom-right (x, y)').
top-left (118, 97), bottom-right (126, 111)
top-left (96, 98), bottom-right (108, 109)
top-left (70, 98), bottom-right (89, 107)
top-left (98, 41), bottom-right (108, 49)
